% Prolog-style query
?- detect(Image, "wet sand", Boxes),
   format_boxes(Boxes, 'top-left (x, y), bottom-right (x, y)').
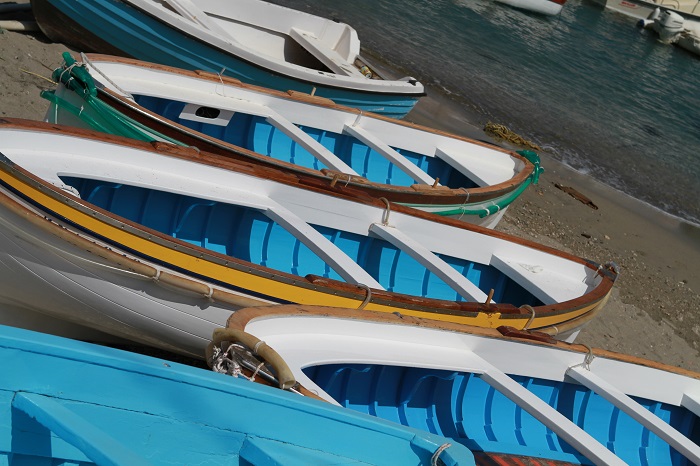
top-left (1, 6), bottom-right (699, 371)
top-left (405, 72), bottom-right (700, 371)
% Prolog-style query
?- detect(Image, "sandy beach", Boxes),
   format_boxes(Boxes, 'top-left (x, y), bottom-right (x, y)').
top-left (1, 3), bottom-right (699, 371)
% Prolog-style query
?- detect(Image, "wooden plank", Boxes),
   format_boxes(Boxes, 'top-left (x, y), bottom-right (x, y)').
top-left (681, 393), bottom-right (700, 418)
top-left (265, 114), bottom-right (359, 175)
top-left (288, 28), bottom-right (362, 77)
top-left (265, 207), bottom-right (383, 290)
top-left (490, 254), bottom-right (584, 305)
top-left (12, 392), bottom-right (151, 466)
top-left (177, 97), bottom-right (359, 175)
top-left (461, 353), bottom-right (626, 466)
top-left (435, 147), bottom-right (498, 187)
top-left (369, 223), bottom-right (488, 302)
top-left (567, 365), bottom-right (700, 465)
top-left (343, 124), bottom-right (436, 185)
top-left (163, 0), bottom-right (234, 41)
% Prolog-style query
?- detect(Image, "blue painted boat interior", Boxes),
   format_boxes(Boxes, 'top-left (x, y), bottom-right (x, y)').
top-left (133, 95), bottom-right (478, 189)
top-left (0, 324), bottom-right (473, 466)
top-left (61, 176), bottom-right (540, 305)
top-left (303, 363), bottom-right (700, 466)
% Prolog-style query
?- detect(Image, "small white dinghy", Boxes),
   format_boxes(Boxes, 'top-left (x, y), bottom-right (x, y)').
top-left (209, 304), bottom-right (700, 466)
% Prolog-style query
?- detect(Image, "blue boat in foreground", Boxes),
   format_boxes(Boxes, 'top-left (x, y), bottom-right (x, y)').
top-left (0, 323), bottom-right (472, 465)
top-left (30, 0), bottom-right (425, 119)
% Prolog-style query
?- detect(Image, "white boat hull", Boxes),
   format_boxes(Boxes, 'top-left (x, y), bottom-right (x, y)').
top-left (0, 194), bottom-right (242, 357)
top-left (494, 0), bottom-right (565, 15)
top-left (594, 0), bottom-right (700, 22)
top-left (678, 31), bottom-right (700, 54)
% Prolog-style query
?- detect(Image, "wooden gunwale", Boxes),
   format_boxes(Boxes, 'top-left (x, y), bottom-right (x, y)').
top-left (0, 119), bottom-right (616, 329)
top-left (224, 304), bottom-right (700, 382)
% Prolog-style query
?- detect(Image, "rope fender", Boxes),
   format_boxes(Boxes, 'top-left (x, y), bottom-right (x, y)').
top-left (207, 328), bottom-right (297, 390)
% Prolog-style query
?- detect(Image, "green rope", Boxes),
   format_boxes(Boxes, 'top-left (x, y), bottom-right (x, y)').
top-left (421, 176), bottom-right (534, 218)
top-left (411, 150), bottom-right (544, 217)
top-left (43, 52), bottom-right (185, 145)
top-left (517, 149), bottom-right (544, 185)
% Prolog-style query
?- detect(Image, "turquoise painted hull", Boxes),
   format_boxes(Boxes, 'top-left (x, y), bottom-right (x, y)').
top-left (0, 324), bottom-right (472, 465)
top-left (32, 0), bottom-right (422, 118)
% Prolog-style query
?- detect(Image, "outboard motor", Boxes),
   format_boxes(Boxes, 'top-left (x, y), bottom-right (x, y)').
top-left (653, 10), bottom-right (686, 43)
top-left (637, 7), bottom-right (660, 29)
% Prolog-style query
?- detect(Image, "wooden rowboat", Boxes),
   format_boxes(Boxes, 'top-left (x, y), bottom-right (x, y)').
top-left (43, 52), bottom-right (543, 228)
top-left (0, 323), bottom-right (472, 465)
top-left (30, 0), bottom-right (425, 118)
top-left (208, 304), bottom-right (700, 466)
top-left (0, 119), bottom-right (616, 356)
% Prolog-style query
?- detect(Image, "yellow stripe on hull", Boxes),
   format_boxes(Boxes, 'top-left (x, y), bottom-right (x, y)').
top-left (0, 166), bottom-right (605, 332)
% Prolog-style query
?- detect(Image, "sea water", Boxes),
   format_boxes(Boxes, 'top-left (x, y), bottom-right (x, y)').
top-left (270, 0), bottom-right (700, 225)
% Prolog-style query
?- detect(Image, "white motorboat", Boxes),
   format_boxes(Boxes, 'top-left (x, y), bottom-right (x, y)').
top-left (591, 0), bottom-right (700, 23)
top-left (639, 8), bottom-right (700, 56)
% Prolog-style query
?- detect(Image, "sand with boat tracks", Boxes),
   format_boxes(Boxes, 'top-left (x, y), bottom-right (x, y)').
top-left (1, 2), bottom-right (699, 372)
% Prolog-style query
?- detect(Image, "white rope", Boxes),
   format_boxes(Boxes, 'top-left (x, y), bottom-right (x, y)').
top-left (521, 304), bottom-right (536, 330)
top-left (79, 53), bottom-right (133, 98)
top-left (596, 261), bottom-right (620, 278)
top-left (456, 192), bottom-right (470, 221)
top-left (211, 342), bottom-right (274, 385)
top-left (204, 284), bottom-right (214, 301)
top-left (352, 110), bottom-right (363, 126)
top-left (253, 340), bottom-right (266, 355)
top-left (430, 443), bottom-right (452, 466)
top-left (58, 60), bottom-right (81, 86)
top-left (357, 283), bottom-right (372, 310)
top-left (378, 197), bottom-right (391, 226)
top-left (210, 344), bottom-right (243, 378)
top-left (250, 361), bottom-right (265, 381)
top-left (579, 344), bottom-right (595, 370)
top-left (215, 67), bottom-right (227, 98)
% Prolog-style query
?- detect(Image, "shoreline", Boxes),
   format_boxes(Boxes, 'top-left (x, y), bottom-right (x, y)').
top-left (406, 79), bottom-right (700, 370)
top-left (1, 16), bottom-right (699, 371)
